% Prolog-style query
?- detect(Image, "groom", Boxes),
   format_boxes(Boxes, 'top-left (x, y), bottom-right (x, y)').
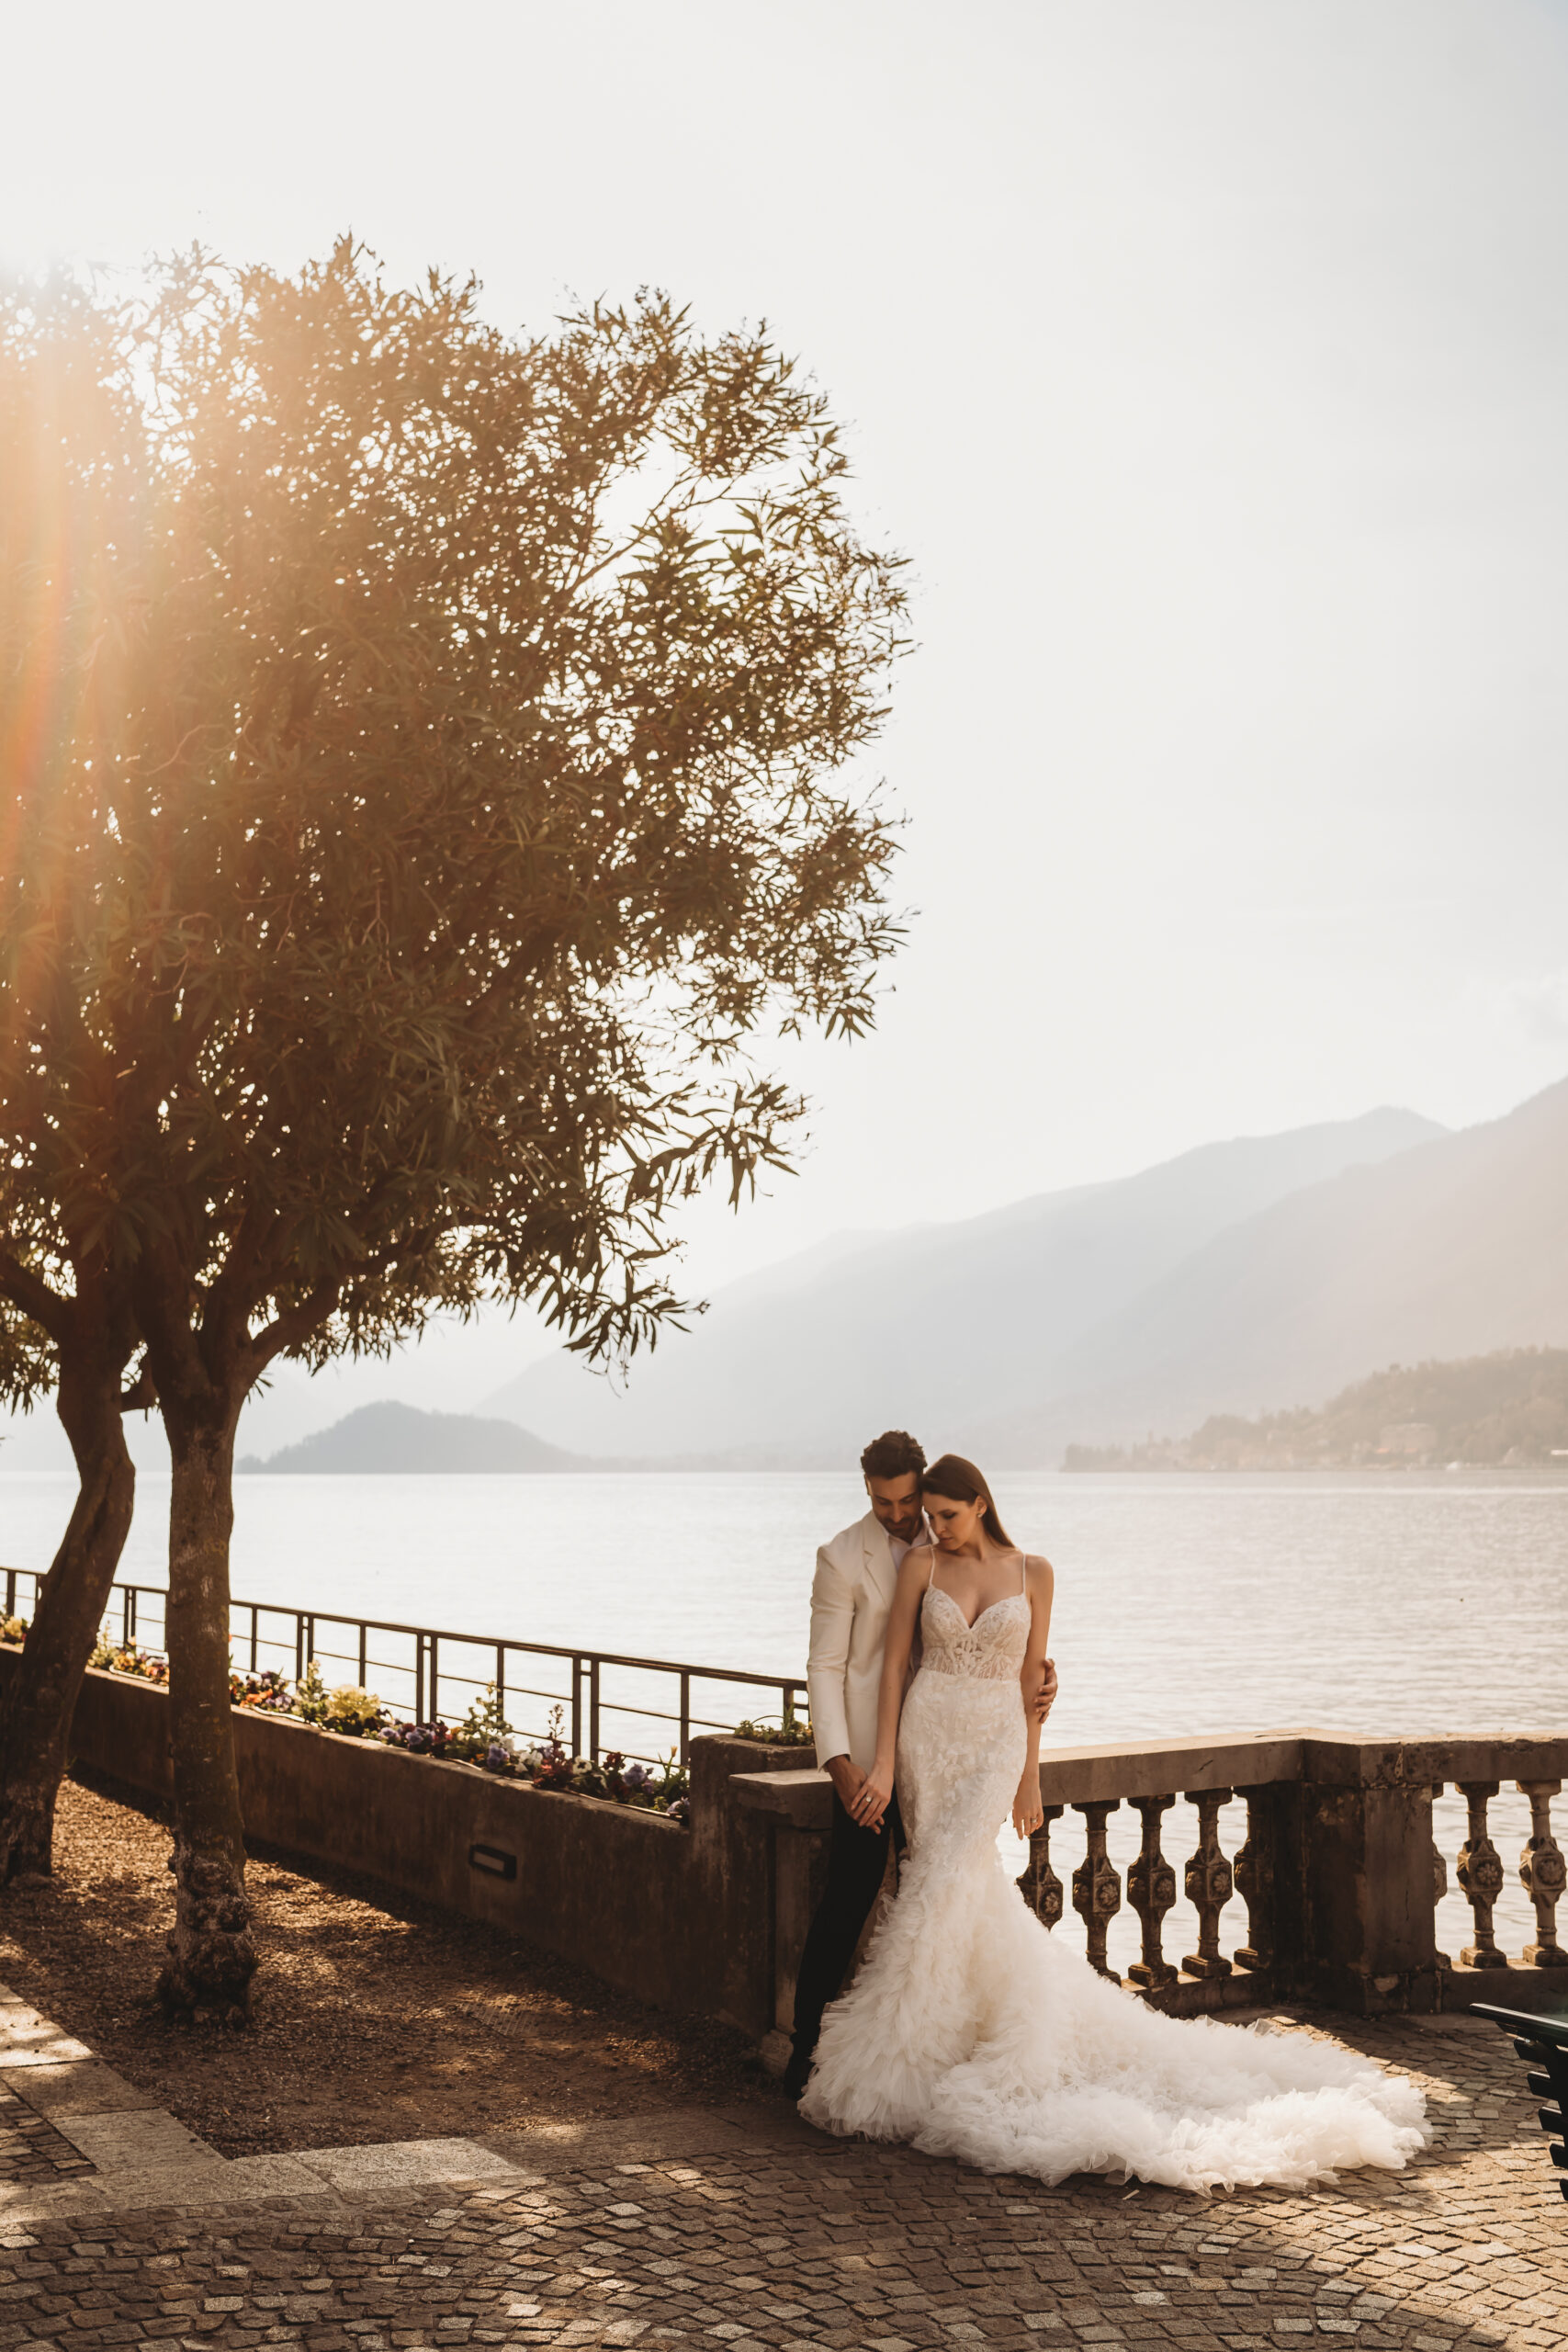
top-left (784, 1428), bottom-right (1058, 2098)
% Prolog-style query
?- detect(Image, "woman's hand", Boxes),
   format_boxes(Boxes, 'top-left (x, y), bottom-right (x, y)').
top-left (1012, 1771), bottom-right (1045, 1841)
top-left (850, 1757), bottom-right (896, 1834)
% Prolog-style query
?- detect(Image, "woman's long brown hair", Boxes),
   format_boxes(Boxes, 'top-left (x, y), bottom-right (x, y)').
top-left (920, 1453), bottom-right (1015, 1548)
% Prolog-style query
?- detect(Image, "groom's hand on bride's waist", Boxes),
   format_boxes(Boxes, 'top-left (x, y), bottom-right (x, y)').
top-left (1033, 1657), bottom-right (1059, 1724)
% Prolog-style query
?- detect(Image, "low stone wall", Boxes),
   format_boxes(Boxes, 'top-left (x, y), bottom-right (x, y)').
top-left (4, 1654), bottom-right (807, 2038)
top-left (21, 1649), bottom-right (1565, 2040)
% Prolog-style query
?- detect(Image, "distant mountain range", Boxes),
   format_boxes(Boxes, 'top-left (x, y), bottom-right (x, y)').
top-left (1066, 1347), bottom-right (1568, 1470)
top-left (63, 1077), bottom-right (1568, 1478)
top-left (236, 1402), bottom-right (586, 1476)
top-left (1006, 1073), bottom-right (1568, 1464)
top-left (480, 1102), bottom-right (1452, 1466)
top-left (477, 1080), bottom-right (1568, 1467)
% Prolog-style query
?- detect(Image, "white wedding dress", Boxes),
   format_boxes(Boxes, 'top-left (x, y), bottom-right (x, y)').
top-left (800, 1564), bottom-right (1428, 2193)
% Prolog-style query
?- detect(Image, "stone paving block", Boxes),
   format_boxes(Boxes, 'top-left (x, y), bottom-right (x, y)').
top-left (0, 2031), bottom-right (91, 2074)
top-left (0, 2066), bottom-right (159, 2123)
top-left (51, 2112), bottom-right (224, 2175)
top-left (295, 2144), bottom-right (525, 2193)
top-left (59, 2162), bottom-right (258, 2212)
top-left (216, 2158), bottom-right (349, 2204)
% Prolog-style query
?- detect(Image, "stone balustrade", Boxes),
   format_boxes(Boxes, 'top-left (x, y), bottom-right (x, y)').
top-left (734, 1728), bottom-right (1568, 2044)
top-left (1026, 1734), bottom-right (1568, 2016)
top-left (1438, 1770), bottom-right (1567, 1971)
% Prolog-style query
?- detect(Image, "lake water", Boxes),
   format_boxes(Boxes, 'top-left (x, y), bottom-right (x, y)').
top-left (3, 1466), bottom-right (1564, 1972)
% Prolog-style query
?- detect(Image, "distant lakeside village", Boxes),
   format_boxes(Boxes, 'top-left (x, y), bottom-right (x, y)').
top-left (1064, 1347), bottom-right (1568, 1472)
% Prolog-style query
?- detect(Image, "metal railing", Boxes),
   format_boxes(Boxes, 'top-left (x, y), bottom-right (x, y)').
top-left (1, 1568), bottom-right (807, 1769)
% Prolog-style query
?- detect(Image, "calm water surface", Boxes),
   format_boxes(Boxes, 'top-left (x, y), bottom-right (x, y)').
top-left (5, 1466), bottom-right (1559, 1738)
top-left (4, 1466), bottom-right (1564, 1967)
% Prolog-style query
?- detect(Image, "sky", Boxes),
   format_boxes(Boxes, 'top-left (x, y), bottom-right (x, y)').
top-left (5, 0), bottom-right (1568, 1433)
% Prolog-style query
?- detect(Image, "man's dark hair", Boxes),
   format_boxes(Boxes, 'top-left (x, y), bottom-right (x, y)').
top-left (860, 1429), bottom-right (926, 1481)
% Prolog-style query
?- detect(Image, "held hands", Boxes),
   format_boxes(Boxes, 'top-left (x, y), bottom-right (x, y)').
top-left (826, 1752), bottom-right (890, 1834)
top-left (845, 1755), bottom-right (895, 1835)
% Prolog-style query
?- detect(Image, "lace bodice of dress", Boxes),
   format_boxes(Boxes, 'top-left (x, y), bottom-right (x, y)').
top-left (919, 1585), bottom-right (1030, 1682)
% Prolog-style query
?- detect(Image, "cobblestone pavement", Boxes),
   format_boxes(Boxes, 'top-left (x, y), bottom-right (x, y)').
top-left (0, 2007), bottom-right (1562, 2350)
top-left (0, 2086), bottom-right (93, 2189)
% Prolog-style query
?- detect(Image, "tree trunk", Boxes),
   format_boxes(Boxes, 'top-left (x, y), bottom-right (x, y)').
top-left (0, 1351), bottom-right (138, 1881)
top-left (157, 1399), bottom-right (256, 2020)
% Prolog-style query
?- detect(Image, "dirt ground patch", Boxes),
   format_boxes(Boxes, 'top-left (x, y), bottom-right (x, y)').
top-left (0, 1772), bottom-right (778, 2156)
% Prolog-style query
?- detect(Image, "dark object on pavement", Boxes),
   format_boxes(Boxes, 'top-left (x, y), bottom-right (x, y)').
top-left (1472, 2002), bottom-right (1568, 2201)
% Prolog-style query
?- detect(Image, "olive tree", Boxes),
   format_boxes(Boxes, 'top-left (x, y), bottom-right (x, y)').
top-left (4, 243), bottom-right (907, 2015)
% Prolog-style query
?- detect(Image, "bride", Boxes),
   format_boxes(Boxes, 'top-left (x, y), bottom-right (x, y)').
top-left (799, 1453), bottom-right (1428, 2192)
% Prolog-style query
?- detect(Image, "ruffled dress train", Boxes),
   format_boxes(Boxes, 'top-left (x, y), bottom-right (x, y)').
top-left (800, 1586), bottom-right (1427, 2194)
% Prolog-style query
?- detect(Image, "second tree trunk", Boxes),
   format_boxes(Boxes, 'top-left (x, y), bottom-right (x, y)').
top-left (158, 1402), bottom-right (256, 2018)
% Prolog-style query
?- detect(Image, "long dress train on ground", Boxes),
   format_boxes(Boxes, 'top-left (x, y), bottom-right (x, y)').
top-left (799, 1559), bottom-right (1428, 2194)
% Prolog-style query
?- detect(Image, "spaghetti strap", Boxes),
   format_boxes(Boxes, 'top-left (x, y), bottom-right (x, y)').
top-left (1019, 1547), bottom-right (1027, 1594)
top-left (926, 1546), bottom-right (936, 1589)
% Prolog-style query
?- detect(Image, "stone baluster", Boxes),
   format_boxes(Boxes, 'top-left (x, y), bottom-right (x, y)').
top-left (1430, 1784), bottom-right (1451, 1973)
top-left (1072, 1799), bottom-right (1122, 1981)
top-left (1181, 1788), bottom-right (1234, 1979)
top-left (1517, 1780), bottom-right (1567, 1968)
top-left (1126, 1795), bottom-right (1178, 1988)
top-left (1456, 1781), bottom-right (1509, 1968)
top-left (1016, 1804), bottom-right (1065, 1928)
top-left (1232, 1785), bottom-right (1275, 1973)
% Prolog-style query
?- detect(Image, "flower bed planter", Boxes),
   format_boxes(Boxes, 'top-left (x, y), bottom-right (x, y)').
top-left (0, 1645), bottom-right (807, 2034)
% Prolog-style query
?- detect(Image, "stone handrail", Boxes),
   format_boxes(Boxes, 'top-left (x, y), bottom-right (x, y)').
top-left (732, 1728), bottom-right (1568, 2041)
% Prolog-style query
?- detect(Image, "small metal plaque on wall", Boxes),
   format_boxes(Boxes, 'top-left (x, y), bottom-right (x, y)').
top-left (468, 1842), bottom-right (517, 1881)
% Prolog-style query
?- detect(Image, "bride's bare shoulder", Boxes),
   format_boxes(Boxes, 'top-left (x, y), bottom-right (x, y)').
top-left (1021, 1551), bottom-right (1055, 1592)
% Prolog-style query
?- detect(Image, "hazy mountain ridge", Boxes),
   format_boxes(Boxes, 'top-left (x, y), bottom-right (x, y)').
top-left (481, 1104), bottom-right (1447, 1464)
top-left (983, 1075), bottom-right (1568, 1464)
top-left (1065, 1347), bottom-right (1568, 1470)
top-left (237, 1401), bottom-right (587, 1476)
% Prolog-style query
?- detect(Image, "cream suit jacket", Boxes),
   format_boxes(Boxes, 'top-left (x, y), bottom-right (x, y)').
top-left (807, 1508), bottom-right (904, 1775)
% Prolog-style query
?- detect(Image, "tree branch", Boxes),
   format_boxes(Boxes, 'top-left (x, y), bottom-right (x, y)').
top-left (251, 1280), bottom-right (342, 1373)
top-left (0, 1251), bottom-right (72, 1347)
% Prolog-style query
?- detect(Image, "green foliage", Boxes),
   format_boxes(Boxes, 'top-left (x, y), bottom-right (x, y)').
top-left (293, 1658), bottom-right (330, 1725)
top-left (0, 1295), bottom-right (53, 1416)
top-left (732, 1713), bottom-right (815, 1746)
top-left (447, 1681), bottom-right (511, 1760)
